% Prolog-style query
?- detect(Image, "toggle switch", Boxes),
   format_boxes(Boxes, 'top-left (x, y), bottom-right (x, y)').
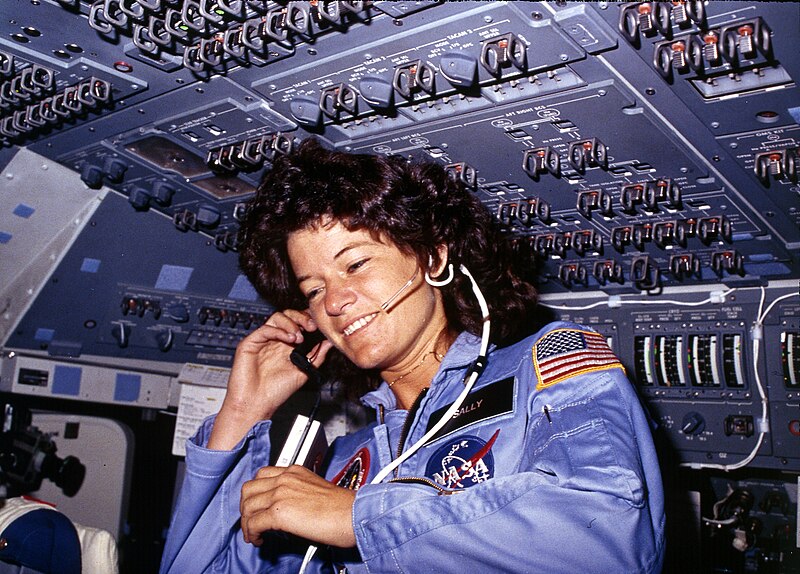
top-left (522, 147), bottom-right (560, 179)
top-left (242, 16), bottom-right (267, 52)
top-left (568, 138), bottom-right (607, 173)
top-left (111, 322), bottom-right (131, 349)
top-left (632, 223), bottom-right (653, 251)
top-left (393, 60), bottom-right (436, 98)
top-left (132, 23), bottom-right (159, 54)
top-left (670, 0), bottom-right (705, 28)
top-left (496, 202), bottom-right (518, 227)
top-left (310, 0), bottom-right (341, 24)
top-left (214, 230), bottom-right (239, 252)
top-left (223, 24), bottom-right (247, 60)
top-left (24, 103), bottom-right (46, 128)
top-left (155, 328), bottom-right (174, 352)
top-left (514, 198), bottom-right (540, 227)
top-left (181, 0), bottom-right (207, 32)
top-left (0, 51), bottom-right (14, 78)
top-left (653, 221), bottom-right (676, 248)
top-left (173, 209), bottom-right (199, 232)
top-left (754, 148), bottom-right (798, 184)
top-left (319, 83), bottom-right (358, 119)
top-left (721, 19), bottom-right (771, 63)
top-left (611, 226), bottom-right (633, 253)
top-left (264, 8), bottom-right (290, 42)
top-left (669, 253), bottom-right (701, 280)
top-left (444, 162), bottom-right (477, 189)
top-left (118, 0), bottom-right (145, 20)
top-left (283, 3), bottom-right (310, 34)
top-left (630, 255), bottom-right (660, 290)
top-left (558, 263), bottom-right (588, 288)
top-left (593, 260), bottom-right (624, 285)
top-left (700, 30), bottom-right (720, 64)
top-left (621, 184), bottom-right (644, 214)
top-left (572, 230), bottom-right (603, 256)
top-left (698, 215), bottom-right (731, 245)
top-left (198, 0), bottom-right (225, 23)
top-left (147, 16), bottom-right (172, 47)
top-left (577, 189), bottom-right (612, 219)
top-left (711, 249), bottom-right (745, 276)
top-left (480, 32), bottom-right (527, 76)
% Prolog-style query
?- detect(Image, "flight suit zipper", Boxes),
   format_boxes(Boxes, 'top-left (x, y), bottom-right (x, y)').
top-left (393, 388), bottom-right (428, 478)
top-left (388, 476), bottom-right (461, 495)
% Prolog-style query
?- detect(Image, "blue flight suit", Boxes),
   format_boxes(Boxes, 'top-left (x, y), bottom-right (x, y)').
top-left (160, 321), bottom-right (666, 573)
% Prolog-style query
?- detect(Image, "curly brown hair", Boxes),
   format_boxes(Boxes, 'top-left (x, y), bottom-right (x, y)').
top-left (239, 138), bottom-right (538, 396)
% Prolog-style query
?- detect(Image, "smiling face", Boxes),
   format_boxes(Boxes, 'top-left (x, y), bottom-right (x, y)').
top-left (287, 220), bottom-right (451, 380)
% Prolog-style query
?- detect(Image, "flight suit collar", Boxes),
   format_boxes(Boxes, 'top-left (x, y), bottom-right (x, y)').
top-left (360, 330), bottom-right (489, 413)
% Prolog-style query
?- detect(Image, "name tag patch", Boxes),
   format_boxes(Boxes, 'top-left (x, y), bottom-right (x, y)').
top-left (424, 376), bottom-right (514, 442)
top-left (425, 430), bottom-right (499, 489)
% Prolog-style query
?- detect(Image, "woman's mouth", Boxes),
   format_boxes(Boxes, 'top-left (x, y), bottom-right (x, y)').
top-left (343, 313), bottom-right (378, 337)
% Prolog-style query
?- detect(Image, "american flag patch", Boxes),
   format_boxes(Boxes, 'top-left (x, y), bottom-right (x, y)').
top-left (533, 329), bottom-right (624, 389)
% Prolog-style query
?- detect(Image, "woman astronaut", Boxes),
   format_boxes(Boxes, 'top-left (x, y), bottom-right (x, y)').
top-left (160, 138), bottom-right (665, 573)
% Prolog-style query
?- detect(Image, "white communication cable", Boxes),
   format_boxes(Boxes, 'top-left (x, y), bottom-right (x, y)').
top-left (542, 288), bottom-right (737, 311)
top-left (298, 264), bottom-right (491, 573)
top-left (682, 286), bottom-right (798, 471)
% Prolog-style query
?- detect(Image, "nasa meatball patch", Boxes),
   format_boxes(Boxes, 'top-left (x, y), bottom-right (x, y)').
top-left (425, 430), bottom-right (499, 489)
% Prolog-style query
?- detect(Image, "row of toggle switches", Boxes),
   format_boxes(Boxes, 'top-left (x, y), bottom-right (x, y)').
top-left (550, 248), bottom-right (744, 290)
top-left (121, 295), bottom-right (268, 329)
top-left (288, 32), bottom-right (530, 128)
top-left (0, 56), bottom-right (112, 144)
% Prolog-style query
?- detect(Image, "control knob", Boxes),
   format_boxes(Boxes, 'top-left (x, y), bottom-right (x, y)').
top-left (166, 304), bottom-right (190, 323)
top-left (681, 411), bottom-right (706, 435)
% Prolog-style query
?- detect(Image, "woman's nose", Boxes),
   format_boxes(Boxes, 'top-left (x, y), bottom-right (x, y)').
top-left (324, 279), bottom-right (355, 316)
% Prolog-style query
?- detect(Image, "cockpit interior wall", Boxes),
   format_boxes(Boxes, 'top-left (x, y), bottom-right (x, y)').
top-left (0, 1), bottom-right (798, 572)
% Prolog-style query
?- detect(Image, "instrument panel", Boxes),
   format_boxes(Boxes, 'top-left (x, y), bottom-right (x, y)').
top-left (0, 2), bottom-right (798, 570)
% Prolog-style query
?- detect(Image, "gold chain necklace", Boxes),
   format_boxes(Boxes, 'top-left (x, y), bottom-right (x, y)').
top-left (387, 349), bottom-right (445, 388)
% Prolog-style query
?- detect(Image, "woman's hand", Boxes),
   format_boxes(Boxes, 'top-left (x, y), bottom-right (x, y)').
top-left (207, 310), bottom-right (333, 450)
top-left (240, 465), bottom-right (357, 548)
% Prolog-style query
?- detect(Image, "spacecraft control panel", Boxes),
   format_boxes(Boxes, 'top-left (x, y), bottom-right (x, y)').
top-left (0, 1), bottom-right (798, 572)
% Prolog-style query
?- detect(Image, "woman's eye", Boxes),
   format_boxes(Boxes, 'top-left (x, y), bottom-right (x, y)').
top-left (347, 259), bottom-right (368, 273)
top-left (305, 288), bottom-right (322, 301)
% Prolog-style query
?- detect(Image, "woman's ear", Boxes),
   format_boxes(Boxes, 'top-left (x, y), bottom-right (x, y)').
top-left (429, 244), bottom-right (449, 277)
top-left (426, 244), bottom-right (454, 287)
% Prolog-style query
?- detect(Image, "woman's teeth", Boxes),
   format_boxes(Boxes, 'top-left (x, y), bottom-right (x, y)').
top-left (343, 313), bottom-right (378, 336)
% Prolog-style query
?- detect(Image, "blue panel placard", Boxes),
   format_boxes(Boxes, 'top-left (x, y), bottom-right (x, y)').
top-left (0, 232), bottom-right (11, 244)
top-left (13, 204), bottom-right (35, 218)
top-left (155, 265), bottom-right (194, 292)
top-left (52, 365), bottom-right (82, 396)
top-left (746, 262), bottom-right (791, 276)
top-left (80, 258), bottom-right (101, 273)
top-left (228, 275), bottom-right (259, 302)
top-left (34, 328), bottom-right (55, 342)
top-left (114, 373), bottom-right (141, 402)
